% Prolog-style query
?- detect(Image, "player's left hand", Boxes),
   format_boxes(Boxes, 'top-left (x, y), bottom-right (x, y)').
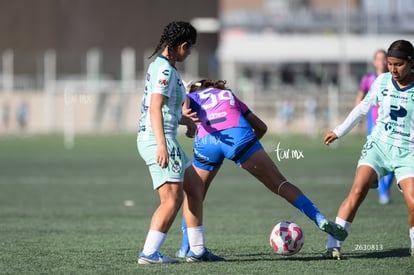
top-left (182, 105), bottom-right (200, 123)
top-left (324, 131), bottom-right (338, 145)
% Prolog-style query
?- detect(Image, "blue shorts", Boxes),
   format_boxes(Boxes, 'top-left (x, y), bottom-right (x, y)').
top-left (193, 127), bottom-right (263, 171)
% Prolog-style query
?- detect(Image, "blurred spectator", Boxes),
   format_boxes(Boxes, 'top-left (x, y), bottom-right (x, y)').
top-left (17, 101), bottom-right (29, 134)
top-left (2, 102), bottom-right (10, 130)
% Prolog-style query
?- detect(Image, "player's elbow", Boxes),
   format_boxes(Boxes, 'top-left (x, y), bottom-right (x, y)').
top-left (254, 122), bottom-right (267, 140)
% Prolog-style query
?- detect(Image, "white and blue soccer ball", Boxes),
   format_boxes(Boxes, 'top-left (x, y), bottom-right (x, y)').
top-left (269, 221), bottom-right (305, 256)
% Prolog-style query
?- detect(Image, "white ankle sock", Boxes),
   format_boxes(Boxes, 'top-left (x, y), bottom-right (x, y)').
top-left (142, 230), bottom-right (166, 255)
top-left (326, 217), bottom-right (352, 248)
top-left (187, 225), bottom-right (205, 255)
top-left (410, 227), bottom-right (414, 249)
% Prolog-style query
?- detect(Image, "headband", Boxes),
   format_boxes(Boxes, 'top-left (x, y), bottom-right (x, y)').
top-left (387, 50), bottom-right (413, 60)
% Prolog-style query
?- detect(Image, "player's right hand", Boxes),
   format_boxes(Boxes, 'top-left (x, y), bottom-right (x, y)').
top-left (324, 131), bottom-right (338, 145)
top-left (156, 145), bottom-right (169, 168)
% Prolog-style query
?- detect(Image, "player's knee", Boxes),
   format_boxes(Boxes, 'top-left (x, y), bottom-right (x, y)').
top-left (405, 197), bottom-right (414, 212)
top-left (161, 193), bottom-right (183, 210)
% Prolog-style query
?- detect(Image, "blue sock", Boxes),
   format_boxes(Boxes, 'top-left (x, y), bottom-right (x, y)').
top-left (293, 194), bottom-right (325, 227)
top-left (378, 172), bottom-right (394, 197)
top-left (179, 216), bottom-right (189, 251)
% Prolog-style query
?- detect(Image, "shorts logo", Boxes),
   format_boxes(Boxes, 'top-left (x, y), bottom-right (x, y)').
top-left (172, 160), bottom-right (181, 173)
top-left (360, 150), bottom-right (367, 160)
top-left (363, 141), bottom-right (374, 150)
top-left (360, 141), bottom-right (373, 160)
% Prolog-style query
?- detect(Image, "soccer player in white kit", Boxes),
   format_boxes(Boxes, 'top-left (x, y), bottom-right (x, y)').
top-left (323, 40), bottom-right (414, 259)
top-left (137, 21), bottom-right (222, 264)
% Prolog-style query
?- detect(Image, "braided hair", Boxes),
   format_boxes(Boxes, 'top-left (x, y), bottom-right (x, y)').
top-left (149, 21), bottom-right (197, 59)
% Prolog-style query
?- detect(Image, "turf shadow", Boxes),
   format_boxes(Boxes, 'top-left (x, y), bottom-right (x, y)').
top-left (346, 248), bottom-right (411, 259)
top-left (226, 252), bottom-right (328, 262)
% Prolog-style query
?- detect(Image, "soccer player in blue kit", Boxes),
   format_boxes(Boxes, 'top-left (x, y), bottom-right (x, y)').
top-left (176, 79), bottom-right (348, 258)
top-left (323, 40), bottom-right (414, 259)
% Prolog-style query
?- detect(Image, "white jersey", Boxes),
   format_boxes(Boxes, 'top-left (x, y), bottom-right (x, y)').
top-left (138, 55), bottom-right (186, 141)
top-left (333, 72), bottom-right (414, 149)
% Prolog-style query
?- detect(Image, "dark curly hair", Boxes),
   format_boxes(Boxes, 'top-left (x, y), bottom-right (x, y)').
top-left (189, 79), bottom-right (228, 93)
top-left (149, 21), bottom-right (197, 59)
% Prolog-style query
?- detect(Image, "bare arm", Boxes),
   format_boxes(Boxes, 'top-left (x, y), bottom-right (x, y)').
top-left (180, 97), bottom-right (198, 138)
top-left (245, 112), bottom-right (267, 140)
top-left (150, 93), bottom-right (168, 168)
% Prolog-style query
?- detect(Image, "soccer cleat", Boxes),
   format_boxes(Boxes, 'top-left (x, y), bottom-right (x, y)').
top-left (175, 246), bottom-right (189, 258)
top-left (137, 251), bottom-right (179, 264)
top-left (186, 248), bottom-right (225, 262)
top-left (379, 195), bottom-right (391, 205)
top-left (319, 220), bottom-right (348, 241)
top-left (322, 247), bottom-right (342, 260)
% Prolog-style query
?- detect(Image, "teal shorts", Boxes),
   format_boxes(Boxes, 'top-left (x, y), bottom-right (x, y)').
top-left (137, 137), bottom-right (190, 189)
top-left (358, 136), bottom-right (414, 186)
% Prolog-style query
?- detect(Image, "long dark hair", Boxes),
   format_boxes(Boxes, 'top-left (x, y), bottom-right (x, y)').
top-left (149, 21), bottom-right (197, 59)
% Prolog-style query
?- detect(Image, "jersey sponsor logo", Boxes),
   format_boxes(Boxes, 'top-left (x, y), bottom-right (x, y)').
top-left (392, 129), bottom-right (410, 137)
top-left (389, 105), bottom-right (407, 121)
top-left (207, 117), bottom-right (227, 126)
top-left (384, 122), bottom-right (410, 137)
top-left (384, 122), bottom-right (393, 131)
top-left (206, 112), bottom-right (227, 125)
top-left (158, 79), bottom-right (168, 86)
top-left (381, 89), bottom-right (409, 101)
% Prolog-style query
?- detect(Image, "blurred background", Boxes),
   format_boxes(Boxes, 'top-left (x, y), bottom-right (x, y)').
top-left (1, 0), bottom-right (413, 140)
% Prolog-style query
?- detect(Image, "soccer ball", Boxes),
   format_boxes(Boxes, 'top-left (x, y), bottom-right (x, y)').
top-left (269, 221), bottom-right (304, 256)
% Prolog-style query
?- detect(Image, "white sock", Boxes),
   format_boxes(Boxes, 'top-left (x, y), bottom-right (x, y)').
top-left (326, 217), bottom-right (352, 248)
top-left (187, 225), bottom-right (205, 255)
top-left (410, 227), bottom-right (414, 249)
top-left (142, 230), bottom-right (166, 255)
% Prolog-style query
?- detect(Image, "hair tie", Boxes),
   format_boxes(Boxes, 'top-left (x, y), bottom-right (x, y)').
top-left (388, 50), bottom-right (413, 60)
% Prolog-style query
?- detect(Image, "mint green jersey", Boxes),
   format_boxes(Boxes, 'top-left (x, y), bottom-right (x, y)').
top-left (138, 55), bottom-right (186, 141)
top-left (365, 72), bottom-right (414, 149)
